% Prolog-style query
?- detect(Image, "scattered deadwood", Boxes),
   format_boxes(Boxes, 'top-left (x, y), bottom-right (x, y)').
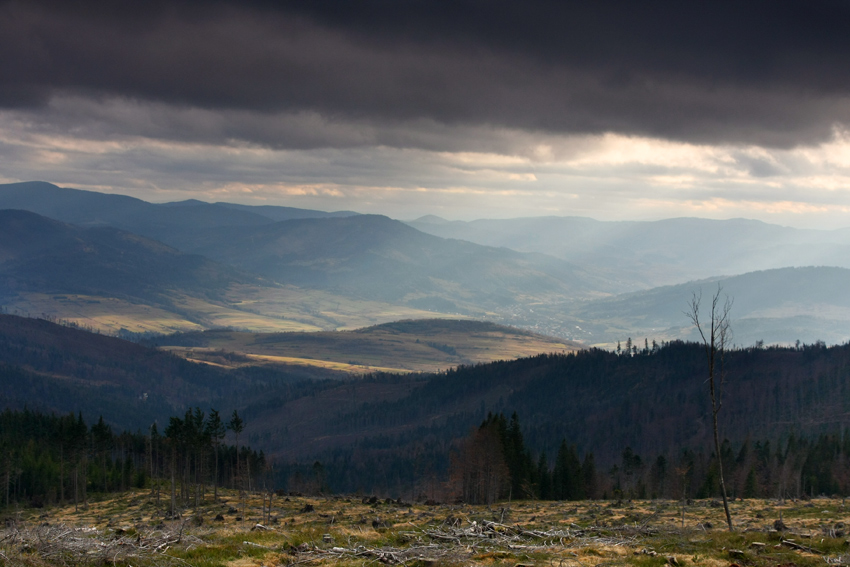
top-left (9, 493), bottom-right (850, 567)
top-left (0, 522), bottom-right (202, 566)
top-left (294, 543), bottom-right (468, 566)
top-left (292, 519), bottom-right (642, 565)
top-left (780, 538), bottom-right (818, 554)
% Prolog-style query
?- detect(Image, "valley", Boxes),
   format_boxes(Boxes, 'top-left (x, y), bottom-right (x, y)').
top-left (4, 181), bottom-right (850, 509)
top-left (3, 285), bottom-right (455, 336)
top-left (6, 7), bottom-right (850, 567)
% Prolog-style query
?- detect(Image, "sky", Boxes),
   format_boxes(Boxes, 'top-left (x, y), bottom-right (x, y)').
top-left (4, 1), bottom-right (850, 227)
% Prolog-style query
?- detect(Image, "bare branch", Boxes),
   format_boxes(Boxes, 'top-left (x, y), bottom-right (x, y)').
top-left (685, 283), bottom-right (734, 531)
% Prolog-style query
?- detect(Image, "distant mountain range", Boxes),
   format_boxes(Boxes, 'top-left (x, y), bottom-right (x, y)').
top-left (569, 266), bottom-right (850, 347)
top-left (0, 181), bottom-right (358, 251)
top-left (0, 209), bottom-right (255, 304)
top-left (0, 182), bottom-right (612, 320)
top-left (180, 213), bottom-right (612, 312)
top-left (409, 215), bottom-right (850, 290)
top-left (3, 181), bottom-right (850, 346)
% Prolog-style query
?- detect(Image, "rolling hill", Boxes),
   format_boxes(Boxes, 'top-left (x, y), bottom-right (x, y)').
top-left (4, 313), bottom-right (850, 496)
top-left (236, 337), bottom-right (850, 496)
top-left (0, 313), bottom-right (343, 429)
top-left (155, 319), bottom-right (581, 373)
top-left (0, 209), bottom-right (256, 302)
top-left (180, 214), bottom-right (613, 312)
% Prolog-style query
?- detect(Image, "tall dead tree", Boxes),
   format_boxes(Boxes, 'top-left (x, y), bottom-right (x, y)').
top-left (687, 286), bottom-right (734, 531)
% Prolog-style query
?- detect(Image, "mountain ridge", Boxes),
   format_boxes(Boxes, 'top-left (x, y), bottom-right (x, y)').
top-left (407, 214), bottom-right (850, 289)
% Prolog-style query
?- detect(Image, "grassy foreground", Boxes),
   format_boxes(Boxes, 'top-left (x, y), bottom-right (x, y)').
top-left (4, 490), bottom-right (850, 567)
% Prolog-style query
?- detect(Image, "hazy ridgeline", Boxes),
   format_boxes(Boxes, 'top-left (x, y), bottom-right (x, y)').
top-left (7, 182), bottom-right (850, 345)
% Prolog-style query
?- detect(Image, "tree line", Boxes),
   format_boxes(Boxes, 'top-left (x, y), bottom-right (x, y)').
top-left (449, 412), bottom-right (597, 504)
top-left (0, 408), bottom-right (266, 513)
top-left (6, 408), bottom-right (850, 508)
top-left (445, 411), bottom-right (850, 504)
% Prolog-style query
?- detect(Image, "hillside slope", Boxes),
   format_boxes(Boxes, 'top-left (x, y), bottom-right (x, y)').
top-left (184, 214), bottom-right (612, 312)
top-left (0, 313), bottom-right (345, 429)
top-left (0, 208), bottom-right (452, 334)
top-left (3, 314), bottom-right (850, 496)
top-left (157, 319), bottom-right (580, 373)
top-left (0, 209), bottom-right (255, 303)
top-left (237, 340), bottom-right (850, 495)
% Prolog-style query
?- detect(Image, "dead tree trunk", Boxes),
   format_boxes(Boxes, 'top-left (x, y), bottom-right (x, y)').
top-left (687, 286), bottom-right (734, 531)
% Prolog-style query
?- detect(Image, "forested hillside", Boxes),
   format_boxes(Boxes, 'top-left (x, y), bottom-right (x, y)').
top-left (0, 314), bottom-right (345, 430)
top-left (4, 314), bottom-right (850, 501)
top-left (0, 210), bottom-right (257, 303)
top-left (244, 341), bottom-right (850, 497)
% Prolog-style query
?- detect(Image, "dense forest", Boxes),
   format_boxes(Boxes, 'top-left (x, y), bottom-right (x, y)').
top-left (6, 404), bottom-right (850, 509)
top-left (267, 341), bottom-right (850, 499)
top-left (0, 408), bottom-right (267, 513)
top-left (441, 411), bottom-right (850, 504)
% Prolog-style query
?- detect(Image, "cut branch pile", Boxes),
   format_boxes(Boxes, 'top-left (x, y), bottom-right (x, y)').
top-left (292, 542), bottom-right (467, 566)
top-left (292, 519), bottom-right (642, 565)
top-left (0, 522), bottom-right (202, 566)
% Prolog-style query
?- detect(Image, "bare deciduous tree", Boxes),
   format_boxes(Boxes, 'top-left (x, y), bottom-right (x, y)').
top-left (687, 285), bottom-right (734, 531)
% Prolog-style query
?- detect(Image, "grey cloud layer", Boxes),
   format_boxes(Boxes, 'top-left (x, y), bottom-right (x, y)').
top-left (3, 0), bottom-right (850, 149)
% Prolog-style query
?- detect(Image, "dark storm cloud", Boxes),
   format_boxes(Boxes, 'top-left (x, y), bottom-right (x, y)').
top-left (3, 0), bottom-right (850, 148)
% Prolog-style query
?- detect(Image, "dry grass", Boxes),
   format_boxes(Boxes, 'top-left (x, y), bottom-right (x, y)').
top-left (223, 285), bottom-right (470, 331)
top-left (169, 348), bottom-right (414, 374)
top-left (4, 291), bottom-right (319, 335)
top-left (163, 323), bottom-right (578, 374)
top-left (3, 283), bottom-right (466, 337)
top-left (5, 293), bottom-right (206, 334)
top-left (5, 490), bottom-right (850, 567)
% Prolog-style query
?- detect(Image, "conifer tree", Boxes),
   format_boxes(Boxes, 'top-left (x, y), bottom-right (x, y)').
top-left (206, 409), bottom-right (226, 501)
